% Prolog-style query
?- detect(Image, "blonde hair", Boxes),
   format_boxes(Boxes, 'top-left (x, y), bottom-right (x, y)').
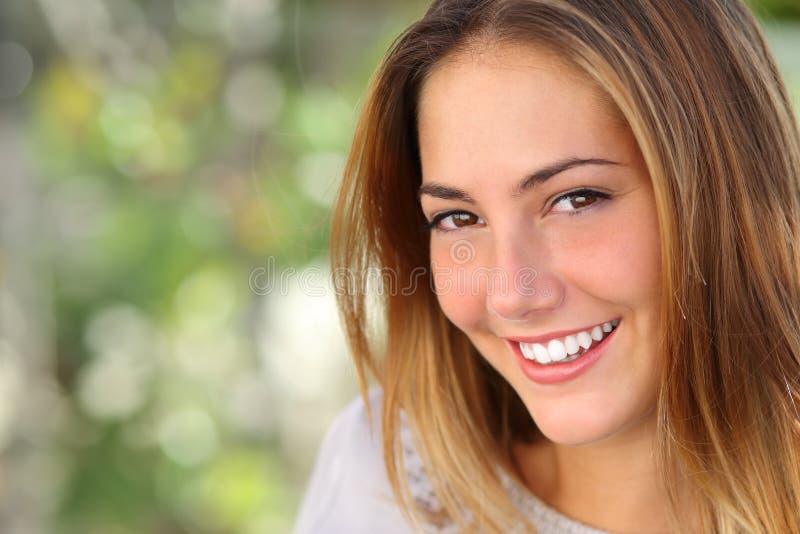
top-left (330, 0), bottom-right (800, 531)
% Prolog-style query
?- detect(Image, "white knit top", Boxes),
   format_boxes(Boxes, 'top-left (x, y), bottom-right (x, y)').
top-left (294, 388), bottom-right (611, 534)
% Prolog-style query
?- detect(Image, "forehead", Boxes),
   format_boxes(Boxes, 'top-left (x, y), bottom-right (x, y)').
top-left (418, 41), bottom-right (614, 122)
top-left (416, 42), bottom-right (631, 182)
top-left (422, 41), bottom-right (588, 98)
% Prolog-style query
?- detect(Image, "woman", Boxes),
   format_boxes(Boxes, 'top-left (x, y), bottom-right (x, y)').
top-left (296, 0), bottom-right (800, 532)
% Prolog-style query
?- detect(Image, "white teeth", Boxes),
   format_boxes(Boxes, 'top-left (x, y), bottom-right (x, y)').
top-left (564, 335), bottom-right (580, 355)
top-left (533, 343), bottom-right (551, 363)
top-left (520, 342), bottom-right (535, 360)
top-left (590, 325), bottom-right (604, 341)
top-left (576, 331), bottom-right (593, 350)
top-left (547, 339), bottom-right (567, 361)
top-left (518, 319), bottom-right (620, 365)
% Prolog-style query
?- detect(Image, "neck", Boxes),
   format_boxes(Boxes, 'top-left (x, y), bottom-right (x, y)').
top-left (513, 412), bottom-right (676, 533)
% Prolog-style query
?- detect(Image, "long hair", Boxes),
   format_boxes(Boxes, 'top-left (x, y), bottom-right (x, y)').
top-left (329, 1), bottom-right (800, 531)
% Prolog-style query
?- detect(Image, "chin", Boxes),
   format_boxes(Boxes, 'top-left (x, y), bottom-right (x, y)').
top-left (529, 411), bottom-right (614, 445)
top-left (519, 397), bottom-right (642, 446)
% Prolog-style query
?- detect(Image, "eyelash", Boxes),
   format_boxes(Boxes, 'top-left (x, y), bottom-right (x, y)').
top-left (422, 188), bottom-right (611, 233)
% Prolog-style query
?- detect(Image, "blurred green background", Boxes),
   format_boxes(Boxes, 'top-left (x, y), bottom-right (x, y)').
top-left (0, 1), bottom-right (796, 533)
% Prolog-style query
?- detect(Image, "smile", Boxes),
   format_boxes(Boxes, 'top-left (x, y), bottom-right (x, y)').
top-left (511, 318), bottom-right (620, 365)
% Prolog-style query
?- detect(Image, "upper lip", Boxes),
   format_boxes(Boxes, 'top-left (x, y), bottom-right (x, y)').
top-left (505, 318), bottom-right (620, 344)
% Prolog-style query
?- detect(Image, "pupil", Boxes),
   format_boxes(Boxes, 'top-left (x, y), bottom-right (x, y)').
top-left (572, 195), bottom-right (595, 209)
top-left (454, 213), bottom-right (476, 227)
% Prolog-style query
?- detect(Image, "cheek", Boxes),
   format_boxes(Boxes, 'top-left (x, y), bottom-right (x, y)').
top-left (585, 233), bottom-right (660, 300)
top-left (604, 208), bottom-right (661, 302)
top-left (430, 243), bottom-right (487, 330)
top-left (562, 205), bottom-right (661, 306)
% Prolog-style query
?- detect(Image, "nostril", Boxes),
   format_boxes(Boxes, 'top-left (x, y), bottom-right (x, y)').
top-left (486, 276), bottom-right (565, 321)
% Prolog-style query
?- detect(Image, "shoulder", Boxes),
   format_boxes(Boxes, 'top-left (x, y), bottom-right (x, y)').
top-left (294, 387), bottom-right (417, 534)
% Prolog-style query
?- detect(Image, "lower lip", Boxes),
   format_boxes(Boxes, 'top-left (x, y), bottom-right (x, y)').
top-left (509, 324), bottom-right (620, 385)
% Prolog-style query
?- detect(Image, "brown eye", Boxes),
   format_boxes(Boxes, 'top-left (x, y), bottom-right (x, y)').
top-left (451, 212), bottom-right (479, 227)
top-left (424, 210), bottom-right (485, 232)
top-left (569, 194), bottom-right (597, 209)
top-left (551, 189), bottom-right (610, 216)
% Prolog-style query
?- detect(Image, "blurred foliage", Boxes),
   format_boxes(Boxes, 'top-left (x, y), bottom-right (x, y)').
top-left (0, 1), bottom-right (796, 534)
top-left (747, 0), bottom-right (800, 20)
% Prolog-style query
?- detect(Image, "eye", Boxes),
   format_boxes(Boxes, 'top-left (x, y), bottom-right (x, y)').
top-left (423, 210), bottom-right (484, 232)
top-left (550, 188), bottom-right (611, 216)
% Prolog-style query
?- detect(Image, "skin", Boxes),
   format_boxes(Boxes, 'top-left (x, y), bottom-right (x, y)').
top-left (417, 42), bottom-right (671, 532)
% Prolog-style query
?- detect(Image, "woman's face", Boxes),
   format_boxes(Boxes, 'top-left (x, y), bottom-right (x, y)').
top-left (417, 43), bottom-right (663, 446)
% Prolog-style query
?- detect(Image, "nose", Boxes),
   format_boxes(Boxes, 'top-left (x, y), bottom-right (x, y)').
top-left (485, 231), bottom-right (564, 321)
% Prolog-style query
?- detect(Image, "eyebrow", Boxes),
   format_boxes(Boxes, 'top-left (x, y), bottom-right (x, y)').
top-left (417, 157), bottom-right (619, 202)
